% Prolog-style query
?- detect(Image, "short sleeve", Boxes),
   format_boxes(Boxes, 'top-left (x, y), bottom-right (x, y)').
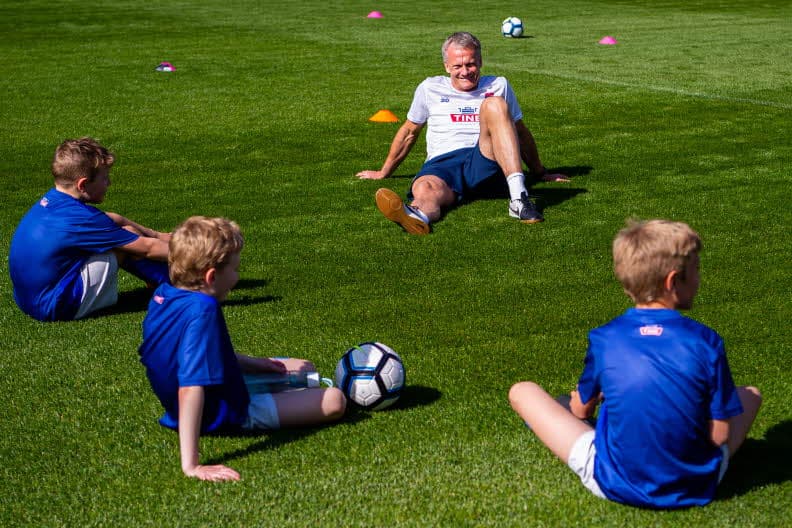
top-left (406, 81), bottom-right (429, 124)
top-left (709, 341), bottom-right (743, 420)
top-left (577, 335), bottom-right (600, 404)
top-left (70, 208), bottom-right (139, 253)
top-left (177, 306), bottom-right (228, 387)
top-left (502, 79), bottom-right (523, 122)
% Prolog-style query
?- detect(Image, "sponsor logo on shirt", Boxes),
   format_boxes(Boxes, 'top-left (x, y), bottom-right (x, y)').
top-left (440, 96), bottom-right (450, 102)
top-left (639, 325), bottom-right (664, 336)
top-left (39, 197), bottom-right (49, 207)
top-left (153, 295), bottom-right (165, 304)
top-left (485, 92), bottom-right (495, 97)
top-left (450, 105), bottom-right (480, 122)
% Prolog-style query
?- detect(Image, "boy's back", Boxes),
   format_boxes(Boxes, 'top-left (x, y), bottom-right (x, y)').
top-left (10, 188), bottom-right (137, 321)
top-left (579, 307), bottom-right (743, 508)
top-left (139, 282), bottom-right (249, 431)
top-left (510, 219), bottom-right (761, 510)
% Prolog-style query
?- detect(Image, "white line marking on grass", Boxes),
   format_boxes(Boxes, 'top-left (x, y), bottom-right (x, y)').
top-left (532, 70), bottom-right (792, 110)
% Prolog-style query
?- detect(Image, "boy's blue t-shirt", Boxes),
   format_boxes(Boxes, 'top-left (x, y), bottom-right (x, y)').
top-left (577, 308), bottom-right (743, 509)
top-left (8, 188), bottom-right (139, 321)
top-left (138, 283), bottom-right (249, 432)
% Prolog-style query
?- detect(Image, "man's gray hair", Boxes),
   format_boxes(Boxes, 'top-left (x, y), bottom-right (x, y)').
top-left (441, 32), bottom-right (482, 63)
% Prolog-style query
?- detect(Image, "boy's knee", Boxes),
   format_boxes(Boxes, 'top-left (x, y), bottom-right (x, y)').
top-left (509, 381), bottom-right (539, 405)
top-left (742, 386), bottom-right (762, 406)
top-left (323, 388), bottom-right (347, 420)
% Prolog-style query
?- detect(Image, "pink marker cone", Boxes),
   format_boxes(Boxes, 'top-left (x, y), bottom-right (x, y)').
top-left (367, 11), bottom-right (383, 18)
top-left (598, 36), bottom-right (618, 45)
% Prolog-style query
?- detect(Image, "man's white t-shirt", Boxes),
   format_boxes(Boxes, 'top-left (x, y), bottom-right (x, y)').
top-left (406, 75), bottom-right (523, 161)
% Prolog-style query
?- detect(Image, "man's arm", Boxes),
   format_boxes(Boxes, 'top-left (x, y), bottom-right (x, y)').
top-left (178, 385), bottom-right (240, 481)
top-left (357, 120), bottom-right (425, 180)
top-left (515, 120), bottom-right (569, 182)
top-left (106, 212), bottom-right (171, 242)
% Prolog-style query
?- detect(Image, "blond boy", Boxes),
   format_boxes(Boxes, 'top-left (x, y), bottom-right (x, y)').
top-left (509, 219), bottom-right (762, 508)
top-left (139, 216), bottom-right (346, 481)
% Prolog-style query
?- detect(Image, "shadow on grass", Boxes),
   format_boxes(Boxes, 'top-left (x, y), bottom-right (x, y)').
top-left (532, 187), bottom-right (588, 213)
top-left (226, 278), bottom-right (282, 307)
top-left (717, 420), bottom-right (792, 500)
top-left (88, 287), bottom-right (153, 317)
top-left (235, 278), bottom-right (271, 290)
top-left (204, 411), bottom-right (372, 466)
top-left (203, 385), bottom-right (441, 466)
top-left (387, 384), bottom-right (442, 411)
top-left (91, 277), bottom-right (281, 317)
top-left (540, 165), bottom-right (594, 180)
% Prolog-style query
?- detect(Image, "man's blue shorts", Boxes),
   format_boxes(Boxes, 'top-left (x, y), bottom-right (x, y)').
top-left (408, 144), bottom-right (507, 203)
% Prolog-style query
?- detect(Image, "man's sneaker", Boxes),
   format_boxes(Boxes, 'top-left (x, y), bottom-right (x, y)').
top-left (509, 192), bottom-right (544, 224)
top-left (375, 188), bottom-right (430, 235)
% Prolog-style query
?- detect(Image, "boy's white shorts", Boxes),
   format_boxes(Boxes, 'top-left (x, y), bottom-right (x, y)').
top-left (567, 430), bottom-right (730, 499)
top-left (567, 430), bottom-right (606, 499)
top-left (242, 393), bottom-right (281, 431)
top-left (74, 252), bottom-right (119, 319)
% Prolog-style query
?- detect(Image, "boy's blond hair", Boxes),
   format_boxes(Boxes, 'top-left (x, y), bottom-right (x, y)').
top-left (52, 137), bottom-right (115, 186)
top-left (613, 219), bottom-right (702, 304)
top-left (169, 216), bottom-right (244, 290)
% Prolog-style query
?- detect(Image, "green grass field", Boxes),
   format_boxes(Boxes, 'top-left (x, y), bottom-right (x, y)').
top-left (1, 0), bottom-right (790, 525)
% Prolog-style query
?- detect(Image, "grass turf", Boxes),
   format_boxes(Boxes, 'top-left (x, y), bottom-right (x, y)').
top-left (1, 0), bottom-right (790, 525)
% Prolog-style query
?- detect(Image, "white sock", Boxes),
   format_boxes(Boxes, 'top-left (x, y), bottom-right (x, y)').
top-left (506, 173), bottom-right (527, 201)
top-left (406, 204), bottom-right (430, 224)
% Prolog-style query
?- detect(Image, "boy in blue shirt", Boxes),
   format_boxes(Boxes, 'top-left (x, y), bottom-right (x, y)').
top-left (9, 138), bottom-right (170, 321)
top-left (139, 216), bottom-right (346, 482)
top-left (509, 219), bottom-right (762, 508)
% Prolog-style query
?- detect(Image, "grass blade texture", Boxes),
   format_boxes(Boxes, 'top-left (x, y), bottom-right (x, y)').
top-left (0, 1), bottom-right (789, 526)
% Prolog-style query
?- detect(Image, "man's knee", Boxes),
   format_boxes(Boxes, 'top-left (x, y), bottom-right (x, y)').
top-left (480, 95), bottom-right (509, 116)
top-left (413, 175), bottom-right (454, 202)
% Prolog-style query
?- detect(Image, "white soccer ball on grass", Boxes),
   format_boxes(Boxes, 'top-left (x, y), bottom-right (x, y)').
top-left (334, 342), bottom-right (405, 411)
top-left (501, 17), bottom-right (524, 38)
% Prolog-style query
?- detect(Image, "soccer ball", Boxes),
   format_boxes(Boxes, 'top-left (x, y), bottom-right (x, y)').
top-left (334, 342), bottom-right (405, 411)
top-left (501, 17), bottom-right (524, 38)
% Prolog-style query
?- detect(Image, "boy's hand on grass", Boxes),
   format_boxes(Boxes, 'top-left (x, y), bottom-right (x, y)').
top-left (185, 464), bottom-right (240, 482)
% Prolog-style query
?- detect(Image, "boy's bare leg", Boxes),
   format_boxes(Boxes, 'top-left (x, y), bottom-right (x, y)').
top-left (509, 381), bottom-right (593, 464)
top-left (727, 386), bottom-right (762, 456)
top-left (273, 388), bottom-right (347, 427)
top-left (276, 358), bottom-right (317, 373)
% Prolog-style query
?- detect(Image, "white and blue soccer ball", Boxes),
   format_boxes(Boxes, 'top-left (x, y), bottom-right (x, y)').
top-left (334, 342), bottom-right (405, 411)
top-left (501, 17), bottom-right (524, 38)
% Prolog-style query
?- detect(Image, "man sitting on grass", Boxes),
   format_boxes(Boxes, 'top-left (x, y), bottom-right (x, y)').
top-left (509, 219), bottom-right (762, 508)
top-left (357, 31), bottom-right (568, 234)
top-left (9, 137), bottom-right (170, 321)
top-left (138, 216), bottom-right (346, 481)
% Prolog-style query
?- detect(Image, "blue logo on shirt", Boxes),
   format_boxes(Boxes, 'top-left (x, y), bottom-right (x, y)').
top-left (459, 106), bottom-right (477, 114)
